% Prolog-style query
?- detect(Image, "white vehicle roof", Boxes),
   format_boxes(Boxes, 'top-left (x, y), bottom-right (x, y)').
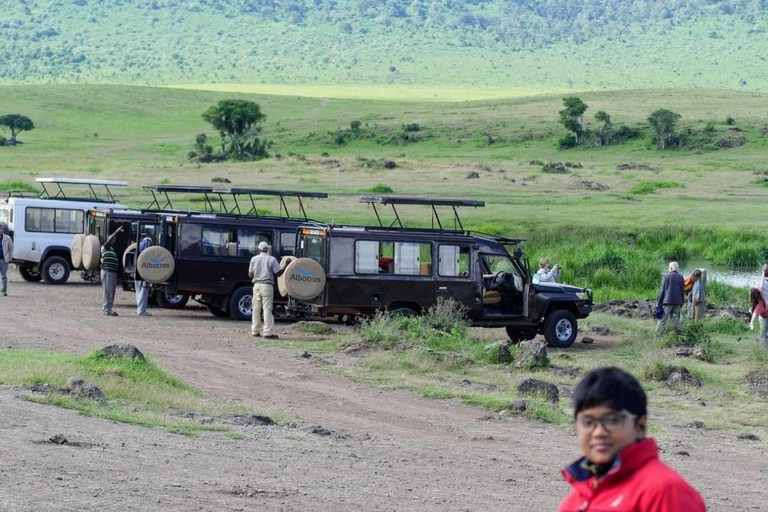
top-left (6, 197), bottom-right (129, 210)
top-left (35, 178), bottom-right (128, 186)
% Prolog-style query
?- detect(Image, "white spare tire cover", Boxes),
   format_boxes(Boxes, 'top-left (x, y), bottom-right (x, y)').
top-left (282, 258), bottom-right (326, 300)
top-left (82, 235), bottom-right (102, 271)
top-left (70, 234), bottom-right (85, 269)
top-left (277, 256), bottom-right (297, 297)
top-left (137, 246), bottom-right (175, 283)
top-left (122, 242), bottom-right (138, 273)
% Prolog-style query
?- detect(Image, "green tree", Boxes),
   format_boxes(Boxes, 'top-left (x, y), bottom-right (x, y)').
top-left (594, 110), bottom-right (612, 145)
top-left (0, 114), bottom-right (35, 145)
top-left (559, 97), bottom-right (588, 145)
top-left (648, 109), bottom-right (681, 149)
top-left (202, 100), bottom-right (267, 160)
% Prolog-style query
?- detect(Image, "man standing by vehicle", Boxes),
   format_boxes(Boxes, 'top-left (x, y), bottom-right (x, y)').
top-left (248, 241), bottom-right (283, 339)
top-left (135, 233), bottom-right (153, 317)
top-left (0, 225), bottom-right (14, 296)
top-left (101, 226), bottom-right (123, 316)
top-left (656, 261), bottom-right (685, 334)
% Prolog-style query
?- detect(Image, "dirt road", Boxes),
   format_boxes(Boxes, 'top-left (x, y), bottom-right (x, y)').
top-left (0, 273), bottom-right (765, 511)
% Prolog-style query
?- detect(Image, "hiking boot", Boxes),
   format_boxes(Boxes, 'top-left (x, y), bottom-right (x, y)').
top-left (1, 290), bottom-right (6, 297)
top-left (103, 311), bottom-right (118, 317)
top-left (138, 312), bottom-right (152, 317)
top-left (264, 334), bottom-right (279, 340)
top-left (252, 333), bottom-right (262, 337)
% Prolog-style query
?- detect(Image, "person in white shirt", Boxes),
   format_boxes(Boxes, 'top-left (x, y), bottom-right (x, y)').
top-left (248, 241), bottom-right (284, 339)
top-left (535, 258), bottom-right (561, 283)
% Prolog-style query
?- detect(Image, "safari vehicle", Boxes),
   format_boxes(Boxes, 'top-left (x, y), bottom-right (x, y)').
top-left (284, 196), bottom-right (593, 347)
top-left (132, 186), bottom-right (328, 320)
top-left (0, 178), bottom-right (128, 284)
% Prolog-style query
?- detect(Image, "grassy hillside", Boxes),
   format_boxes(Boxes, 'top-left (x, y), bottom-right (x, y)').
top-left (1, 1), bottom-right (768, 92)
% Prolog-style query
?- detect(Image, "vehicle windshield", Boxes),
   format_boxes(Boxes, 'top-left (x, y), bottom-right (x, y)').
top-left (482, 254), bottom-right (515, 274)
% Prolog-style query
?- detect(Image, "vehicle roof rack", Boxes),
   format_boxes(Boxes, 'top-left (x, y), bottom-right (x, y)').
top-left (35, 178), bottom-right (128, 203)
top-left (143, 185), bottom-right (327, 219)
top-left (1, 190), bottom-right (40, 199)
top-left (358, 195), bottom-right (484, 231)
top-left (470, 232), bottom-right (526, 245)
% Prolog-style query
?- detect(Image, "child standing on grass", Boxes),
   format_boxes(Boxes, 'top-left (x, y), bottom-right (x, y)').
top-left (559, 367), bottom-right (706, 512)
top-left (749, 288), bottom-right (768, 348)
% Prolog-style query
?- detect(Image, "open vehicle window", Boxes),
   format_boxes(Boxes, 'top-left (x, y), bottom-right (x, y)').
top-left (355, 240), bottom-right (432, 276)
top-left (202, 226), bottom-right (270, 258)
top-left (438, 245), bottom-right (470, 277)
top-left (280, 232), bottom-right (297, 257)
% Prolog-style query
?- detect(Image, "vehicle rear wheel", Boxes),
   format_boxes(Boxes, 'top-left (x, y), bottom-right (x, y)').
top-left (543, 310), bottom-right (578, 348)
top-left (505, 326), bottom-right (537, 344)
top-left (155, 292), bottom-right (189, 309)
top-left (19, 266), bottom-right (43, 282)
top-left (206, 304), bottom-right (230, 317)
top-left (390, 307), bottom-right (418, 317)
top-left (41, 256), bottom-right (70, 285)
top-left (229, 286), bottom-right (253, 321)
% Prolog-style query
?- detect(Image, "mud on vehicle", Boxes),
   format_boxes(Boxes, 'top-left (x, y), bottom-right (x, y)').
top-left (0, 178), bottom-right (128, 285)
top-left (129, 186), bottom-right (328, 320)
top-left (284, 196), bottom-right (593, 347)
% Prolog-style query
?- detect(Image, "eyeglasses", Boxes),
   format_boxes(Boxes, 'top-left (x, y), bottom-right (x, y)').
top-left (575, 411), bottom-right (636, 433)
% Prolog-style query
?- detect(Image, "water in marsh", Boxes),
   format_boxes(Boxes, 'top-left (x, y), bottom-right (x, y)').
top-left (671, 260), bottom-right (761, 289)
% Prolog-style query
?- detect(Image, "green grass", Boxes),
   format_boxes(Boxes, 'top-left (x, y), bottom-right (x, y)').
top-left (0, 348), bottom-right (281, 435)
top-left (629, 181), bottom-right (685, 195)
top-left (0, 180), bottom-right (38, 193)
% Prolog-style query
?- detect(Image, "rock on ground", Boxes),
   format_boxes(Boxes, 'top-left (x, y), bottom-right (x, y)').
top-left (516, 378), bottom-right (559, 402)
top-left (65, 377), bottom-right (106, 401)
top-left (515, 340), bottom-right (548, 369)
top-left (101, 343), bottom-right (144, 359)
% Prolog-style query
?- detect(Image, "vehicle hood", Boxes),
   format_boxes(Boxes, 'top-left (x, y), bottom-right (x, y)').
top-left (533, 283), bottom-right (585, 294)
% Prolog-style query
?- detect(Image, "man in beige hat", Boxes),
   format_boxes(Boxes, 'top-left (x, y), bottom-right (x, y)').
top-left (248, 241), bottom-right (284, 339)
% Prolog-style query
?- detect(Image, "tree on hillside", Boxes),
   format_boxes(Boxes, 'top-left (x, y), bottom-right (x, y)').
top-left (594, 110), bottom-right (612, 145)
top-left (202, 99), bottom-right (268, 160)
top-left (648, 109), bottom-right (681, 149)
top-left (0, 114), bottom-right (35, 145)
top-left (559, 97), bottom-right (588, 147)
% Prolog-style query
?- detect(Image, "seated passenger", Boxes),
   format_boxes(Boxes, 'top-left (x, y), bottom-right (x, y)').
top-left (535, 258), bottom-right (561, 283)
top-left (378, 257), bottom-right (393, 273)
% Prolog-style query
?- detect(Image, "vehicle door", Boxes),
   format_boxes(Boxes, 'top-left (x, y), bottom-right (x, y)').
top-left (297, 227), bottom-right (328, 304)
top-left (435, 243), bottom-right (481, 319)
top-left (479, 253), bottom-right (525, 317)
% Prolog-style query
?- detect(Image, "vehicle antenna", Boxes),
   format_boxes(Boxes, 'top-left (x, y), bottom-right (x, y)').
top-left (330, 162), bottom-right (341, 224)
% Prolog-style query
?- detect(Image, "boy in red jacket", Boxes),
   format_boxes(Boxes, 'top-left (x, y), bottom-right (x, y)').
top-left (559, 367), bottom-right (706, 512)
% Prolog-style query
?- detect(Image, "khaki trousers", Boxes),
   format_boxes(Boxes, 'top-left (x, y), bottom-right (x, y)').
top-left (252, 283), bottom-right (275, 336)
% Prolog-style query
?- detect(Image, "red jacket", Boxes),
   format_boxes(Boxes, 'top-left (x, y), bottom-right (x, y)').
top-left (559, 438), bottom-right (706, 512)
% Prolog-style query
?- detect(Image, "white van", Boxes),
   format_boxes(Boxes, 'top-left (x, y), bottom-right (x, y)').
top-left (0, 178), bottom-right (128, 284)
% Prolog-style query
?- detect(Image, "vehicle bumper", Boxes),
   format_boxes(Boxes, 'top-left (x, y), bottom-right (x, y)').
top-left (577, 305), bottom-right (593, 318)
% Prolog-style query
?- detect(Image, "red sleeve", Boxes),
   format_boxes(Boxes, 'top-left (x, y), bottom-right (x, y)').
top-left (642, 480), bottom-right (706, 512)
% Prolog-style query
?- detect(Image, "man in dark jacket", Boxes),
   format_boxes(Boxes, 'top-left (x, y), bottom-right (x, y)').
top-left (656, 261), bottom-right (685, 334)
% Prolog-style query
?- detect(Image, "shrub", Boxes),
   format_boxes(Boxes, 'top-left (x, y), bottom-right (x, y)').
top-left (334, 132), bottom-right (346, 146)
top-left (423, 297), bottom-right (469, 333)
top-left (704, 123), bottom-right (716, 133)
top-left (358, 311), bottom-right (404, 349)
top-left (629, 181), bottom-right (684, 195)
top-left (403, 123), bottom-right (420, 132)
top-left (0, 135), bottom-right (6, 146)
top-left (664, 323), bottom-right (711, 348)
top-left (350, 120), bottom-right (361, 132)
top-left (558, 134), bottom-right (577, 148)
top-left (725, 116), bottom-right (735, 125)
top-left (365, 184), bottom-right (394, 193)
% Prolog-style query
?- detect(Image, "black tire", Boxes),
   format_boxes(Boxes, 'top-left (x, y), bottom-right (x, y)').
top-left (19, 266), bottom-right (43, 282)
top-left (229, 286), bottom-right (253, 321)
top-left (41, 256), bottom-right (70, 285)
top-left (543, 309), bottom-right (578, 348)
top-left (206, 304), bottom-right (230, 317)
top-left (505, 326), bottom-right (537, 344)
top-left (155, 292), bottom-right (189, 309)
top-left (390, 307), bottom-right (418, 317)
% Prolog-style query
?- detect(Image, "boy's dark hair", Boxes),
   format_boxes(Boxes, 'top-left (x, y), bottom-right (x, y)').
top-left (572, 367), bottom-right (647, 418)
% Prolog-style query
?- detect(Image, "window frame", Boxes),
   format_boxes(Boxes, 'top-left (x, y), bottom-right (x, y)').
top-left (200, 225), bottom-right (272, 259)
top-left (353, 239), bottom-right (434, 277)
top-left (437, 244), bottom-right (472, 278)
top-left (25, 207), bottom-right (84, 234)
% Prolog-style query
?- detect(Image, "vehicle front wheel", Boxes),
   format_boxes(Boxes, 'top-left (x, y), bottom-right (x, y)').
top-left (229, 286), bottom-right (254, 321)
top-left (19, 266), bottom-right (43, 282)
top-left (155, 292), bottom-right (189, 309)
top-left (543, 309), bottom-right (578, 348)
top-left (41, 256), bottom-right (71, 285)
top-left (505, 327), bottom-right (537, 344)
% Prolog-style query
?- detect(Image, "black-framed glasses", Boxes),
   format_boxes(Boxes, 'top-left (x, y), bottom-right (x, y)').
top-left (575, 411), bottom-right (636, 433)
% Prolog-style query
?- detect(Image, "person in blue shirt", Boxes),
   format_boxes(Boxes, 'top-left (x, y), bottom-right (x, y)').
top-left (135, 233), bottom-right (153, 316)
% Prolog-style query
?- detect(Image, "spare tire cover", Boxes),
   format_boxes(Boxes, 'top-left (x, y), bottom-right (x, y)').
top-left (82, 235), bottom-right (102, 271)
top-left (283, 258), bottom-right (326, 300)
top-left (70, 234), bottom-right (85, 270)
top-left (277, 256), bottom-right (297, 297)
top-left (136, 246), bottom-right (175, 283)
top-left (122, 242), bottom-right (138, 274)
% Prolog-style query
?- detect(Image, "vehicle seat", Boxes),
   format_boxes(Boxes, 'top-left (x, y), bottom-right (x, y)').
top-left (513, 274), bottom-right (523, 292)
top-left (483, 290), bottom-right (501, 305)
top-left (419, 262), bottom-right (432, 275)
top-left (226, 242), bottom-right (237, 257)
